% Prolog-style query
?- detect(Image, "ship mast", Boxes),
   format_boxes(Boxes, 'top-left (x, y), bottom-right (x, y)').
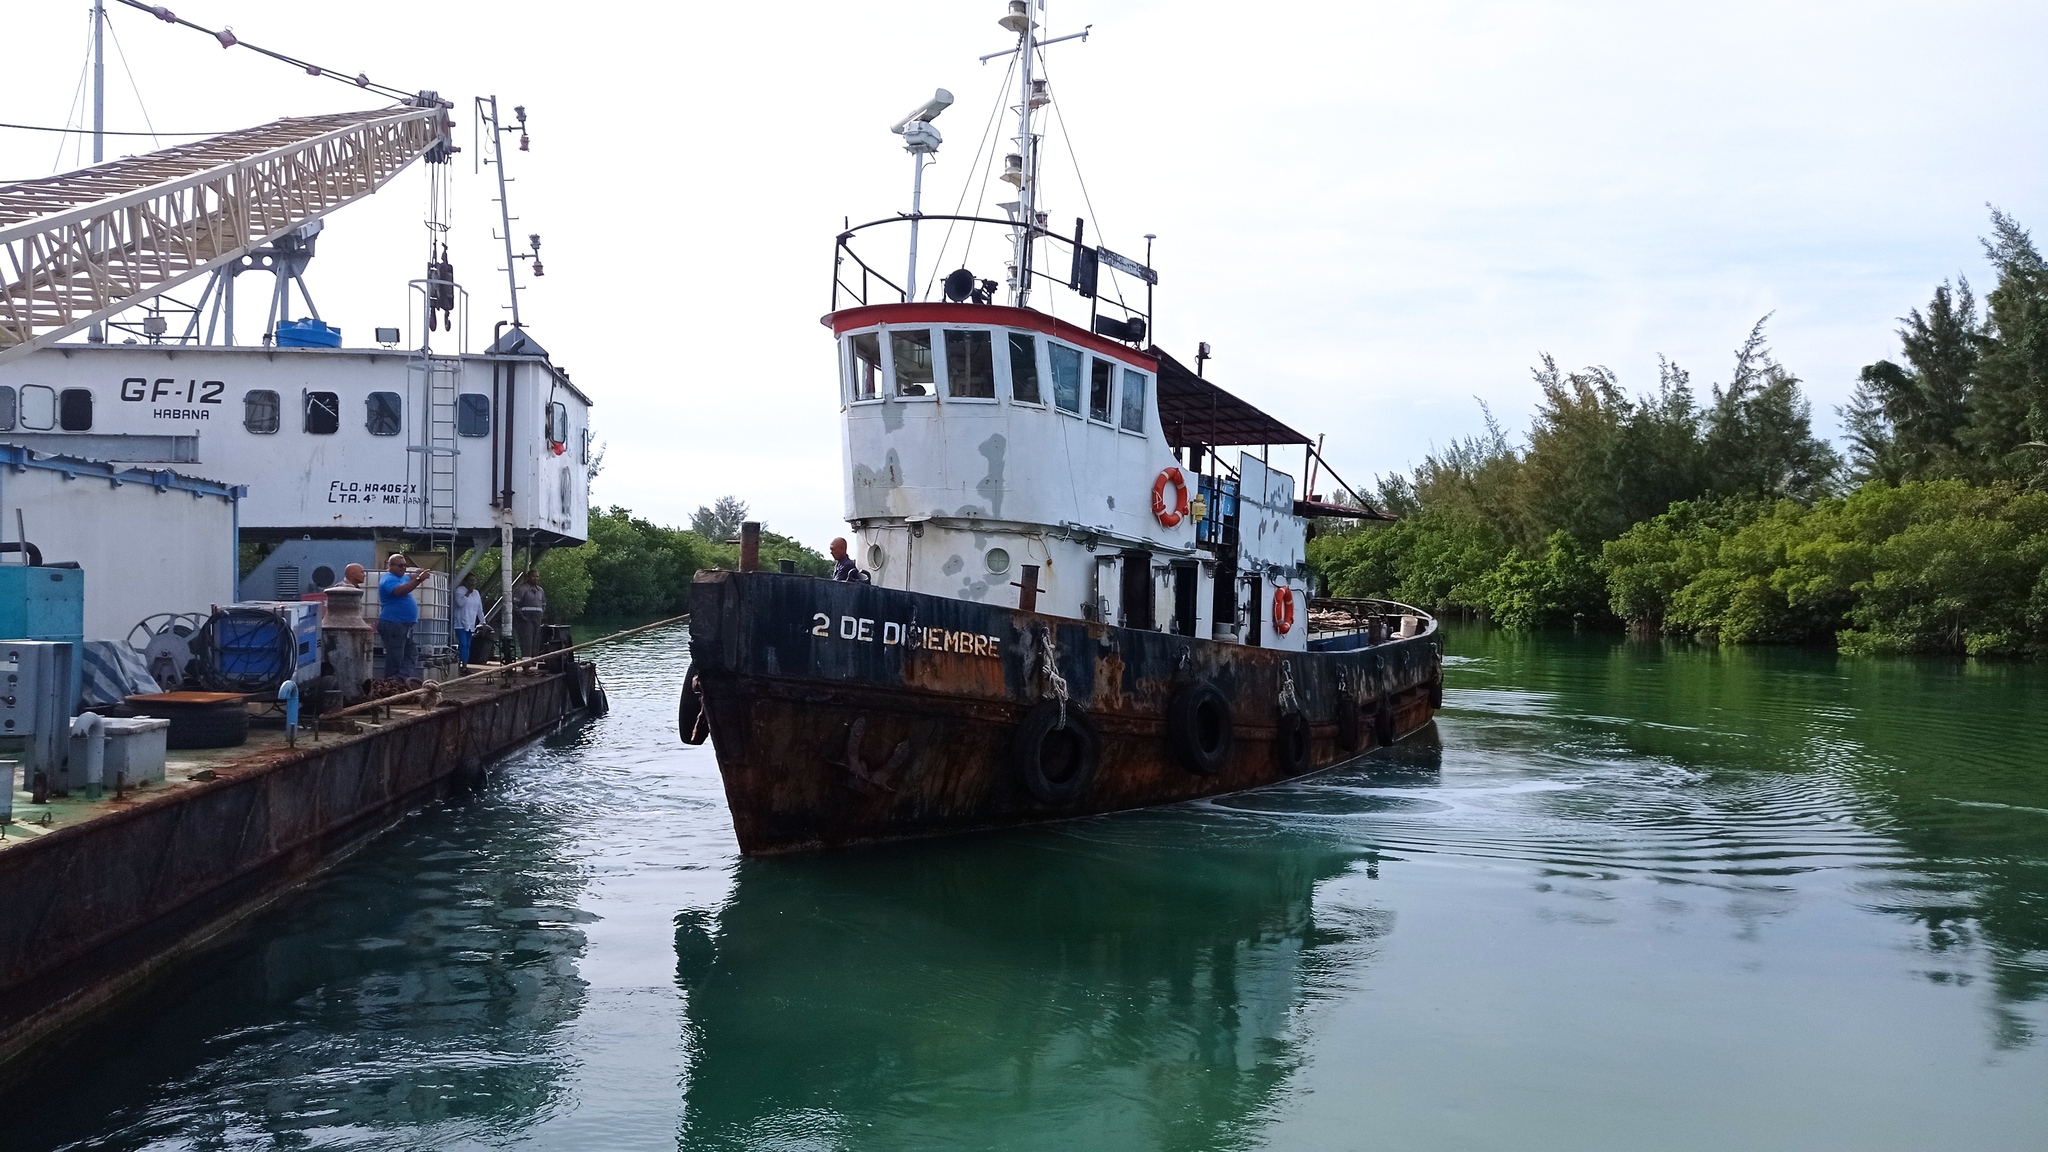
top-left (1002, 1), bottom-right (1038, 307)
top-left (995, 1), bottom-right (1088, 308)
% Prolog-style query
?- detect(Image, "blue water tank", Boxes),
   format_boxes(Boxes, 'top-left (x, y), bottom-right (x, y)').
top-left (0, 565), bottom-right (86, 710)
top-left (275, 318), bottom-right (342, 348)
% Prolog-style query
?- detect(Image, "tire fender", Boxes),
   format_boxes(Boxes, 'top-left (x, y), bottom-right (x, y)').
top-left (1275, 711), bottom-right (1312, 776)
top-left (1012, 700), bottom-right (1100, 805)
top-left (1374, 696), bottom-right (1397, 747)
top-left (1335, 691), bottom-right (1362, 753)
top-left (1167, 681), bottom-right (1234, 775)
top-left (678, 664), bottom-right (710, 746)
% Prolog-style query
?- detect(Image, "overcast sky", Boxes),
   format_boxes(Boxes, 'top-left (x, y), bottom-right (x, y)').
top-left (7, 1), bottom-right (2046, 549)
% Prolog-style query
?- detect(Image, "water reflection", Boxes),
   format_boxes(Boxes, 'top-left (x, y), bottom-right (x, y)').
top-left (6, 747), bottom-right (597, 1152)
top-left (1441, 625), bottom-right (2048, 1046)
top-left (677, 816), bottom-right (1384, 1151)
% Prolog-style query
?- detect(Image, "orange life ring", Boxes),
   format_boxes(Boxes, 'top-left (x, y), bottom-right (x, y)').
top-left (1151, 467), bottom-right (1190, 528)
top-left (1272, 585), bottom-right (1296, 634)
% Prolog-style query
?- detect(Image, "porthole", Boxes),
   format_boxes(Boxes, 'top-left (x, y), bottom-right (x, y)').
top-left (985, 547), bottom-right (1012, 575)
top-left (867, 542), bottom-right (887, 570)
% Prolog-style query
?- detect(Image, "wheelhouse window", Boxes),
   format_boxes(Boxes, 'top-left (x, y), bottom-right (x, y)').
top-left (1048, 343), bottom-right (1083, 413)
top-left (304, 390), bottom-right (340, 434)
top-left (244, 389), bottom-right (280, 434)
top-left (890, 329), bottom-right (935, 397)
top-left (1089, 357), bottom-right (1113, 422)
top-left (366, 391), bottom-right (403, 436)
top-left (944, 330), bottom-right (995, 399)
top-left (457, 393), bottom-right (491, 436)
top-left (1007, 332), bottom-right (1041, 404)
top-left (848, 331), bottom-right (883, 401)
top-left (546, 401), bottom-right (569, 444)
top-left (19, 385), bottom-right (55, 431)
top-left (58, 388), bottom-right (92, 431)
top-left (1120, 368), bottom-right (1147, 433)
top-left (0, 387), bottom-right (14, 432)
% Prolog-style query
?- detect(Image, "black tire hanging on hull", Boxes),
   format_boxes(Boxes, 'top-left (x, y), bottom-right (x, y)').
top-left (1275, 711), bottom-right (1312, 776)
top-left (1335, 692), bottom-right (1362, 753)
top-left (1013, 700), bottom-right (1100, 806)
top-left (678, 664), bottom-right (710, 745)
top-left (1167, 682), bottom-right (1235, 775)
top-left (1374, 696), bottom-right (1397, 747)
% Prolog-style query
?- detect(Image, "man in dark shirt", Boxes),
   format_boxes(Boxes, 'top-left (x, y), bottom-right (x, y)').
top-left (829, 537), bottom-right (868, 583)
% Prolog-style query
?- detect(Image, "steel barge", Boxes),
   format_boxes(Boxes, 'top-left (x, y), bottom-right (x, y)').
top-left (682, 1), bottom-right (1442, 855)
top-left (0, 654), bottom-right (602, 1071)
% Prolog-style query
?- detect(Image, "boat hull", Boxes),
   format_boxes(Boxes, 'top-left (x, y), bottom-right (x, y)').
top-left (689, 571), bottom-right (1442, 855)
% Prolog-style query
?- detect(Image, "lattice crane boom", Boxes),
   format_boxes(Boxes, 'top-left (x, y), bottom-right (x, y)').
top-left (0, 104), bottom-right (450, 365)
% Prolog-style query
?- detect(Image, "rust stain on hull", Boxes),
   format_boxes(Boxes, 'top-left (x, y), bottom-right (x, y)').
top-left (0, 660), bottom-right (600, 1072)
top-left (691, 572), bottom-right (1444, 855)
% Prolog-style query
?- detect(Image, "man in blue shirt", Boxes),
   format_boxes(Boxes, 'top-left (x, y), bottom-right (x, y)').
top-left (378, 552), bottom-right (426, 681)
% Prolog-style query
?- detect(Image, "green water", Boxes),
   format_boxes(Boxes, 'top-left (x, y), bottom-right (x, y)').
top-left (9, 623), bottom-right (2046, 1150)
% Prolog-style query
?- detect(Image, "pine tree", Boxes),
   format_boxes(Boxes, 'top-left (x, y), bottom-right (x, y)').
top-left (1966, 208), bottom-right (2048, 478)
top-left (1702, 317), bottom-right (1839, 501)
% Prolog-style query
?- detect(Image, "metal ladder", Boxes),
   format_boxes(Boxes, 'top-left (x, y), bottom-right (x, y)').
top-left (409, 354), bottom-right (462, 535)
top-left (406, 353), bottom-right (464, 660)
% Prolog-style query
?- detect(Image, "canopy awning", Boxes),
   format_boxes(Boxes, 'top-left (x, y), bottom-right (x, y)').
top-left (1148, 348), bottom-right (1313, 449)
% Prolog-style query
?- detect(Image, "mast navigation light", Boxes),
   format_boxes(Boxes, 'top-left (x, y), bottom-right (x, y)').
top-left (999, 1), bottom-right (1031, 33)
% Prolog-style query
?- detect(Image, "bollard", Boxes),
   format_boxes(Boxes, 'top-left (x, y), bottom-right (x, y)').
top-left (279, 679), bottom-right (301, 747)
top-left (69, 713), bottom-right (106, 800)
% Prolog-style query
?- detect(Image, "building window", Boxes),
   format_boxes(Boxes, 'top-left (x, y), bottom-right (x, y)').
top-left (890, 329), bottom-right (935, 397)
top-left (944, 330), bottom-right (995, 398)
top-left (1008, 332), bottom-right (1041, 404)
top-left (1049, 343), bottom-right (1083, 413)
top-left (1120, 368), bottom-right (1147, 433)
top-left (366, 391), bottom-right (402, 436)
top-left (848, 332), bottom-right (882, 401)
top-left (304, 391), bottom-right (340, 434)
top-left (244, 390), bottom-right (280, 434)
top-left (457, 393), bottom-right (491, 437)
top-left (1089, 357), bottom-right (1113, 422)
top-left (19, 385), bottom-right (55, 430)
top-left (0, 387), bottom-right (13, 432)
top-left (58, 389), bottom-right (92, 431)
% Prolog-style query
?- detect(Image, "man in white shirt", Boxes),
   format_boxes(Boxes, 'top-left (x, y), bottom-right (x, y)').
top-left (452, 573), bottom-right (485, 670)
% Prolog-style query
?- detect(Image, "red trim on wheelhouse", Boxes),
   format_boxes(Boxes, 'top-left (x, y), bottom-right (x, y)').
top-left (824, 303), bottom-right (1158, 370)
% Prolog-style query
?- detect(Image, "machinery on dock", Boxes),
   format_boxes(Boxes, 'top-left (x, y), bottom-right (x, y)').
top-left (681, 2), bottom-right (1443, 855)
top-left (0, 2), bottom-right (592, 679)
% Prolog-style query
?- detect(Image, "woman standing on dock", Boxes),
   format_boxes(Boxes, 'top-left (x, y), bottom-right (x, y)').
top-left (453, 574), bottom-right (484, 671)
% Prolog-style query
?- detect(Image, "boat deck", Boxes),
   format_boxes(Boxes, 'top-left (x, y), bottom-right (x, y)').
top-left (1, 661), bottom-right (551, 850)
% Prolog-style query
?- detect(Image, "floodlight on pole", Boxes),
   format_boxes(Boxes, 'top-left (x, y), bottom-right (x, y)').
top-left (891, 89), bottom-right (953, 301)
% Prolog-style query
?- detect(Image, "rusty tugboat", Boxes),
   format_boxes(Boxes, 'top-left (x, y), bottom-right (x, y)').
top-left (681, 1), bottom-right (1443, 855)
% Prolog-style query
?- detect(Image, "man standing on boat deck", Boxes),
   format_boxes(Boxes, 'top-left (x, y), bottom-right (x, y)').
top-left (512, 570), bottom-right (547, 656)
top-left (378, 553), bottom-right (426, 681)
top-left (452, 573), bottom-right (484, 671)
top-left (829, 538), bottom-right (869, 583)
